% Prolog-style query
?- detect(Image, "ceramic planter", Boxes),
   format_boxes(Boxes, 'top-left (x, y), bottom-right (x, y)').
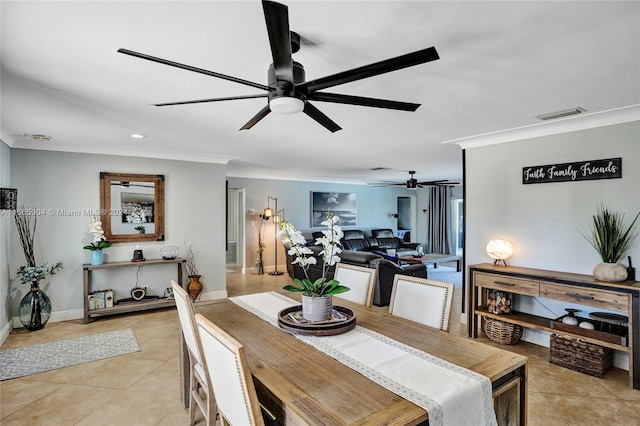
top-left (593, 262), bottom-right (627, 282)
top-left (302, 294), bottom-right (332, 321)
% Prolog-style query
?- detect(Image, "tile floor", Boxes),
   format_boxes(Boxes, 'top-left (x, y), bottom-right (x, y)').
top-left (1, 267), bottom-right (639, 425)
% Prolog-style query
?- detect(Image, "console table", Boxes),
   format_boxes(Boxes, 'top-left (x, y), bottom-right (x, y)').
top-left (82, 258), bottom-right (186, 323)
top-left (468, 263), bottom-right (640, 389)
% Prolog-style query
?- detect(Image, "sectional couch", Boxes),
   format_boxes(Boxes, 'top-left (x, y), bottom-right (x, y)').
top-left (341, 229), bottom-right (422, 258)
top-left (284, 244), bottom-right (427, 306)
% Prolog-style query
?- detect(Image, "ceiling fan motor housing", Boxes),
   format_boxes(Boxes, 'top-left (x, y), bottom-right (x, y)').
top-left (268, 61), bottom-right (305, 90)
top-left (268, 61), bottom-right (306, 112)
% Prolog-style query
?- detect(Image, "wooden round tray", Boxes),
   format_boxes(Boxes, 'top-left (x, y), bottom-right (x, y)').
top-left (278, 305), bottom-right (356, 336)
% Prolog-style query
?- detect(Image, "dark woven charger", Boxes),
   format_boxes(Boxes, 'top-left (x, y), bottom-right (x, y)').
top-left (484, 318), bottom-right (523, 345)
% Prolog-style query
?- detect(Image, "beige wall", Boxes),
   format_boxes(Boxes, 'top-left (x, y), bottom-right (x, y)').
top-left (465, 120), bottom-right (640, 358)
top-left (0, 141), bottom-right (11, 340)
top-left (8, 149), bottom-right (227, 325)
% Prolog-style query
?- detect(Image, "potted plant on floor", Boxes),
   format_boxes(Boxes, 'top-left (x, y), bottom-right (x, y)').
top-left (580, 203), bottom-right (640, 282)
top-left (14, 208), bottom-right (63, 331)
top-left (278, 211), bottom-right (349, 321)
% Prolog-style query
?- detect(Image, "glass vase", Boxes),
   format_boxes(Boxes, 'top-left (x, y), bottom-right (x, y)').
top-left (91, 249), bottom-right (104, 265)
top-left (19, 285), bottom-right (52, 331)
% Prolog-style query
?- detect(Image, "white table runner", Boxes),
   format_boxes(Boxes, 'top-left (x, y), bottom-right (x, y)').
top-left (230, 292), bottom-right (497, 426)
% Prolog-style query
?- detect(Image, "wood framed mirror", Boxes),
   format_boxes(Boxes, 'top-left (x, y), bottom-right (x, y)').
top-left (100, 172), bottom-right (165, 243)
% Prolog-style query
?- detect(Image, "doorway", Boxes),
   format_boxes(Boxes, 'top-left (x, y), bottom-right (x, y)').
top-left (226, 188), bottom-right (246, 271)
top-left (397, 195), bottom-right (417, 242)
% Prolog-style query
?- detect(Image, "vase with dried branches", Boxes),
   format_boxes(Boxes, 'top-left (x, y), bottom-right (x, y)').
top-left (14, 208), bottom-right (63, 331)
top-left (184, 238), bottom-right (202, 301)
top-left (256, 220), bottom-right (265, 275)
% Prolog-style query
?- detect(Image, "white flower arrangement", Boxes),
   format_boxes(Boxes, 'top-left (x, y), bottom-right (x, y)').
top-left (126, 204), bottom-right (147, 230)
top-left (277, 211), bottom-right (349, 297)
top-left (83, 216), bottom-right (112, 251)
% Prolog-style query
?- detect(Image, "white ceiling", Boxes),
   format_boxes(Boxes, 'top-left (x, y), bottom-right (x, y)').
top-left (1, 1), bottom-right (639, 185)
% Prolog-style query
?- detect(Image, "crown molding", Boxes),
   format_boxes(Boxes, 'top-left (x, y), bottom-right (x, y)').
top-left (7, 143), bottom-right (237, 165)
top-left (443, 104), bottom-right (640, 149)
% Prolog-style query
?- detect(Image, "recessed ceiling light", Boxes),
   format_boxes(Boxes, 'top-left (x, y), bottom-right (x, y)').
top-left (536, 107), bottom-right (587, 121)
top-left (130, 133), bottom-right (146, 139)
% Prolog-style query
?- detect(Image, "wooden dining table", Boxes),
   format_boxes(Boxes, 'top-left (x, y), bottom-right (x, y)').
top-left (185, 294), bottom-right (528, 426)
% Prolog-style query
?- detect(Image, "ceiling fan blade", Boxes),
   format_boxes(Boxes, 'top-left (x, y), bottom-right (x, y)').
top-left (307, 92), bottom-right (420, 111)
top-left (303, 102), bottom-right (342, 133)
top-left (154, 93), bottom-right (268, 107)
top-left (301, 46), bottom-right (439, 93)
top-left (262, 0), bottom-right (294, 89)
top-left (367, 182), bottom-right (403, 187)
top-left (239, 104), bottom-right (271, 130)
top-left (117, 48), bottom-right (270, 91)
top-left (417, 180), bottom-right (460, 186)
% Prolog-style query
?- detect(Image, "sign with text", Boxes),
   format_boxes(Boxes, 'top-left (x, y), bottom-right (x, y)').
top-left (522, 158), bottom-right (622, 184)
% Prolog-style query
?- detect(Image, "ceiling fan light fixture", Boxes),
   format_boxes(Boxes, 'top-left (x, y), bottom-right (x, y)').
top-left (269, 97), bottom-right (304, 114)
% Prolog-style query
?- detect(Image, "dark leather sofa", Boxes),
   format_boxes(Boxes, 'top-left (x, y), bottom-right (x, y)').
top-left (340, 230), bottom-right (380, 252)
top-left (285, 245), bottom-right (382, 283)
top-left (340, 228), bottom-right (422, 258)
top-left (371, 229), bottom-right (422, 257)
top-left (284, 245), bottom-right (427, 307)
top-left (370, 259), bottom-right (427, 306)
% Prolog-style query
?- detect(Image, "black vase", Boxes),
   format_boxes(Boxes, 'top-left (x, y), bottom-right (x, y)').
top-left (18, 284), bottom-right (52, 331)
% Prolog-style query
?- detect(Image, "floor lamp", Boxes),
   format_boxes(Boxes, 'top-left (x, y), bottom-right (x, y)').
top-left (262, 196), bottom-right (285, 276)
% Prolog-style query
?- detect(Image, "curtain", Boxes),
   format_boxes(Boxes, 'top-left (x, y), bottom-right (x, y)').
top-left (427, 186), bottom-right (453, 254)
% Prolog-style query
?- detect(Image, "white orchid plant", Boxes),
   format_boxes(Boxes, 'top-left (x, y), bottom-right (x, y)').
top-left (278, 211), bottom-right (349, 297)
top-left (83, 216), bottom-right (112, 251)
top-left (126, 204), bottom-right (147, 230)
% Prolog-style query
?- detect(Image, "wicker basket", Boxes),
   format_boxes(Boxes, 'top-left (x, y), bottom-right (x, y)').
top-left (549, 334), bottom-right (613, 378)
top-left (484, 318), bottom-right (523, 345)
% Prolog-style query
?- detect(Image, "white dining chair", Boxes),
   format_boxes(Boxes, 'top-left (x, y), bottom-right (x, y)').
top-left (332, 263), bottom-right (376, 307)
top-left (195, 313), bottom-right (267, 426)
top-left (388, 276), bottom-right (454, 331)
top-left (171, 280), bottom-right (216, 426)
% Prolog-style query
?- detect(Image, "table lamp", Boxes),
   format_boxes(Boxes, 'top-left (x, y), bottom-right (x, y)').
top-left (486, 239), bottom-right (513, 267)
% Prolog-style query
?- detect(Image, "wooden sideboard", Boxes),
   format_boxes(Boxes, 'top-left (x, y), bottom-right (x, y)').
top-left (82, 258), bottom-right (186, 323)
top-left (467, 263), bottom-right (640, 390)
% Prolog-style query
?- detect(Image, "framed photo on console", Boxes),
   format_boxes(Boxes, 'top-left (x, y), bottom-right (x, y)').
top-left (311, 192), bottom-right (357, 227)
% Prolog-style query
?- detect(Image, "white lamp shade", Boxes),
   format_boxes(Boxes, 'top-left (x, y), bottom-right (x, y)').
top-left (270, 97), bottom-right (304, 114)
top-left (486, 239), bottom-right (513, 260)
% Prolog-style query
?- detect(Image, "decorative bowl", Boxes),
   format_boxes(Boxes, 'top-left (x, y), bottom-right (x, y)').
top-left (160, 246), bottom-right (179, 260)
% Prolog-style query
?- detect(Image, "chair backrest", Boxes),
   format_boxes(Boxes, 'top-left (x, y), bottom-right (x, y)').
top-left (171, 280), bottom-right (204, 366)
top-left (195, 313), bottom-right (265, 426)
top-left (341, 230), bottom-right (371, 251)
top-left (332, 263), bottom-right (376, 307)
top-left (388, 276), bottom-right (454, 331)
top-left (371, 228), bottom-right (395, 238)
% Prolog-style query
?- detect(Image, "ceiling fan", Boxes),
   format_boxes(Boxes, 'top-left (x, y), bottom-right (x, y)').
top-left (117, 0), bottom-right (439, 133)
top-left (369, 171), bottom-right (459, 189)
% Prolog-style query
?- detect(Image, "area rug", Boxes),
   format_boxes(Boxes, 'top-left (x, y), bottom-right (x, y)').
top-left (426, 266), bottom-right (462, 287)
top-left (0, 328), bottom-right (140, 381)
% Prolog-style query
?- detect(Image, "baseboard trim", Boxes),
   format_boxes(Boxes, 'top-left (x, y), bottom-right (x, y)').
top-left (0, 321), bottom-right (12, 346)
top-left (11, 308), bottom-right (84, 329)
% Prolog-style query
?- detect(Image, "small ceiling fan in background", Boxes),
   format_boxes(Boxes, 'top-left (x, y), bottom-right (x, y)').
top-left (117, 0), bottom-right (439, 132)
top-left (369, 171), bottom-right (459, 189)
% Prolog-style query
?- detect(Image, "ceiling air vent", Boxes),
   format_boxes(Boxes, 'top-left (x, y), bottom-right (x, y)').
top-left (536, 107), bottom-right (586, 121)
top-left (24, 133), bottom-right (52, 141)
